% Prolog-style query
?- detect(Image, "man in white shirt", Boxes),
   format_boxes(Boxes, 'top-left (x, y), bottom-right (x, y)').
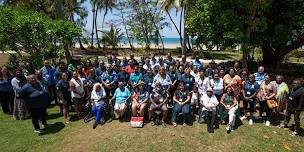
top-left (200, 87), bottom-right (219, 133)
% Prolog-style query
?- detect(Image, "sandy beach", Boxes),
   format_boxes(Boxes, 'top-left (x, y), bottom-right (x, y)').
top-left (74, 43), bottom-right (181, 49)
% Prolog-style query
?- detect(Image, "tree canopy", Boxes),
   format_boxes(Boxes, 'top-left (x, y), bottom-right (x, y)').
top-left (0, 6), bottom-right (80, 67)
top-left (187, 0), bottom-right (304, 68)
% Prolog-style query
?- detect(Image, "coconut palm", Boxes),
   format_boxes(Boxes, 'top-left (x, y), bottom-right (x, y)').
top-left (101, 24), bottom-right (123, 50)
top-left (66, 0), bottom-right (88, 50)
top-left (159, 0), bottom-right (193, 55)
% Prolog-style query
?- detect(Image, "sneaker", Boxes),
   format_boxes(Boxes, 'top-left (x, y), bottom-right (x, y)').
top-left (265, 120), bottom-right (270, 126)
top-left (172, 122), bottom-right (177, 127)
top-left (290, 131), bottom-right (298, 136)
top-left (34, 129), bottom-right (44, 135)
top-left (249, 119), bottom-right (253, 125)
top-left (240, 116), bottom-right (247, 121)
top-left (198, 118), bottom-right (203, 124)
top-left (93, 123), bottom-right (97, 129)
top-left (226, 124), bottom-right (230, 131)
top-left (278, 123), bottom-right (288, 128)
top-left (183, 123), bottom-right (187, 127)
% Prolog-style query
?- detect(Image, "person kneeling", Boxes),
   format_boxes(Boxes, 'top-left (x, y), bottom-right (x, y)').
top-left (132, 81), bottom-right (149, 117)
top-left (110, 82), bottom-right (131, 121)
top-left (220, 86), bottom-right (238, 133)
top-left (201, 87), bottom-right (219, 133)
top-left (91, 83), bottom-right (106, 129)
top-left (172, 83), bottom-right (191, 127)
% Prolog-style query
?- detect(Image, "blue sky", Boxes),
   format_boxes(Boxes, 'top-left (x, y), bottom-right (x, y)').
top-left (82, 1), bottom-right (182, 38)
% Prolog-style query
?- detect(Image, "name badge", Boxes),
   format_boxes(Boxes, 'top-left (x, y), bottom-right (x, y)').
top-left (251, 85), bottom-right (255, 89)
top-left (186, 83), bottom-right (190, 86)
top-left (179, 99), bottom-right (183, 102)
top-left (246, 91), bottom-right (251, 95)
top-left (106, 80), bottom-right (110, 83)
top-left (148, 83), bottom-right (152, 85)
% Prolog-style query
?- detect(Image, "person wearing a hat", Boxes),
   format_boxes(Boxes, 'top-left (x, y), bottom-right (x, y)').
top-left (91, 83), bottom-right (106, 129)
top-left (131, 81), bottom-right (149, 117)
top-left (110, 82), bottom-right (131, 120)
top-left (200, 87), bottom-right (219, 133)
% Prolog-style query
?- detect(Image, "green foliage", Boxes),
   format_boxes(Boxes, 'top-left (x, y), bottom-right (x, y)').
top-left (101, 24), bottom-right (124, 50)
top-left (126, 0), bottom-right (169, 49)
top-left (0, 6), bottom-right (80, 67)
top-left (187, 0), bottom-right (304, 66)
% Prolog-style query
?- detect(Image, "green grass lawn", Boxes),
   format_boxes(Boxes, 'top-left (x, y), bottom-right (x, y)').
top-left (1, 105), bottom-right (304, 152)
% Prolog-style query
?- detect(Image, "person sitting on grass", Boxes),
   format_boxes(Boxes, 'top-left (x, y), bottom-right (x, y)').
top-left (149, 81), bottom-right (169, 127)
top-left (131, 81), bottom-right (149, 117)
top-left (110, 82), bottom-right (131, 121)
top-left (91, 83), bottom-right (106, 129)
top-left (220, 86), bottom-right (238, 133)
top-left (172, 83), bottom-right (191, 127)
top-left (201, 87), bottom-right (219, 133)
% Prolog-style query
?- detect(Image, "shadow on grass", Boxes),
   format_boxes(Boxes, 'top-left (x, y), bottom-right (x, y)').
top-left (47, 113), bottom-right (62, 120)
top-left (42, 122), bottom-right (65, 135)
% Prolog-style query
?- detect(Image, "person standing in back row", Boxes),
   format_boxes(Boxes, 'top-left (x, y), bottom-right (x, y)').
top-left (0, 66), bottom-right (14, 114)
top-left (41, 60), bottom-right (57, 105)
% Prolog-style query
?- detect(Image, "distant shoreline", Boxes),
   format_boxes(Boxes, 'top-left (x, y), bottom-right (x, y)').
top-left (74, 43), bottom-right (181, 49)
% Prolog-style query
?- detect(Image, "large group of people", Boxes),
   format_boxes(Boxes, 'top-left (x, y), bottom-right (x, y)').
top-left (0, 53), bottom-right (303, 136)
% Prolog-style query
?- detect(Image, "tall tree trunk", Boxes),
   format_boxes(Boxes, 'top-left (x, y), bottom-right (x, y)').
top-left (120, 8), bottom-right (134, 50)
top-left (64, 41), bottom-right (72, 64)
top-left (95, 5), bottom-right (101, 48)
top-left (91, 5), bottom-right (96, 48)
top-left (182, 5), bottom-right (188, 55)
top-left (180, 6), bottom-right (185, 55)
top-left (71, 14), bottom-right (86, 50)
top-left (166, 10), bottom-right (182, 47)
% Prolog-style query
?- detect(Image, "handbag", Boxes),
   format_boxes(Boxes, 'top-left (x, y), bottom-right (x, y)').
top-left (267, 98), bottom-right (278, 109)
top-left (130, 117), bottom-right (144, 128)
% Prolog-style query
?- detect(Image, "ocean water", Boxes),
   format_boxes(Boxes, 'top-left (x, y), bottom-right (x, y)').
top-left (93, 37), bottom-right (181, 45)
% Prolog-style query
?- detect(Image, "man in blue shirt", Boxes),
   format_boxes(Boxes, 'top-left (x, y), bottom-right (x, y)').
top-left (192, 55), bottom-right (203, 69)
top-left (101, 64), bottom-right (117, 96)
top-left (254, 66), bottom-right (266, 86)
top-left (40, 60), bottom-right (57, 104)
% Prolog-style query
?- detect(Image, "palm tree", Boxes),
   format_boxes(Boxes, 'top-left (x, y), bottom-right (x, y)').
top-left (66, 0), bottom-right (88, 50)
top-left (101, 24), bottom-right (123, 50)
top-left (98, 0), bottom-right (115, 49)
top-left (160, 0), bottom-right (193, 55)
